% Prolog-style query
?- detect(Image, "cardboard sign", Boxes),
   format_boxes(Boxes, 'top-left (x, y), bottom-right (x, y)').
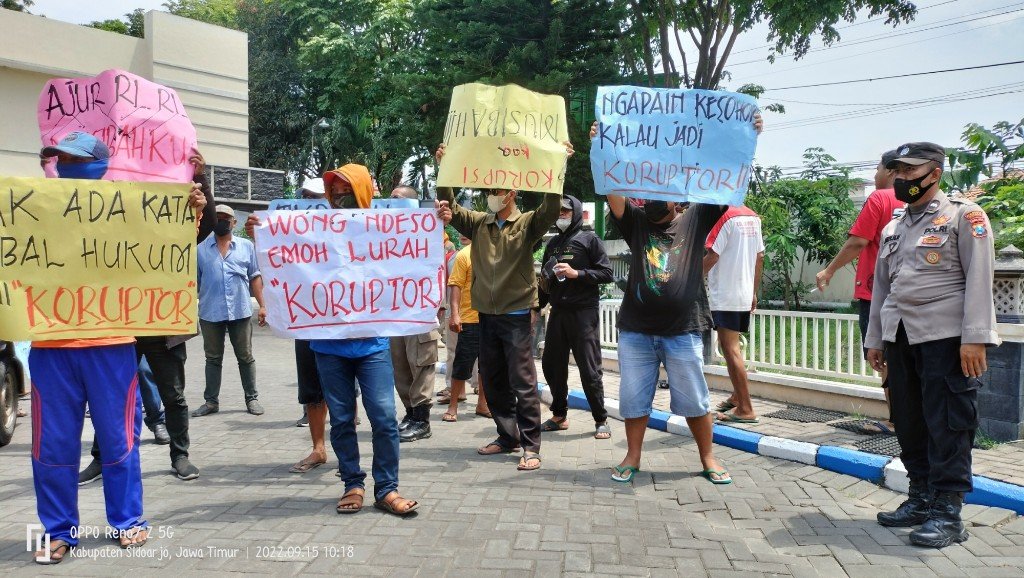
top-left (0, 176), bottom-right (198, 341)
top-left (437, 83), bottom-right (570, 195)
top-left (254, 208), bottom-right (443, 340)
top-left (37, 69), bottom-right (198, 183)
top-left (590, 86), bottom-right (759, 205)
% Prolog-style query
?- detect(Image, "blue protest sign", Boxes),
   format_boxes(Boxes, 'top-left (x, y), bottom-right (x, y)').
top-left (371, 198), bottom-right (420, 209)
top-left (269, 198), bottom-right (331, 211)
top-left (590, 86), bottom-right (759, 205)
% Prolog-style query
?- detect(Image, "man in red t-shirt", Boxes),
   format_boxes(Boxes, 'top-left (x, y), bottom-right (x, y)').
top-left (816, 150), bottom-right (903, 432)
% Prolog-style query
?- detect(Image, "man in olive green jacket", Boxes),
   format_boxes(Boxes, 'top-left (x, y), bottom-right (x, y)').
top-left (435, 142), bottom-right (572, 471)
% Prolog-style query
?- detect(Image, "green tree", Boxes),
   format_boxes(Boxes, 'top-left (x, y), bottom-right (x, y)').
top-left (618, 0), bottom-right (917, 89)
top-left (746, 148), bottom-right (857, 309)
top-left (162, 0), bottom-right (238, 28)
top-left (88, 8), bottom-right (145, 37)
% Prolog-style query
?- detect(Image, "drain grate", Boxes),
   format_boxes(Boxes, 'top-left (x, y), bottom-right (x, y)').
top-left (830, 419), bottom-right (895, 436)
top-left (763, 405), bottom-right (848, 424)
top-left (855, 434), bottom-right (902, 457)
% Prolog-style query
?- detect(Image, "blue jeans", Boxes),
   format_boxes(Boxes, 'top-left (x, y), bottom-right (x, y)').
top-left (138, 356), bottom-right (165, 429)
top-left (315, 349), bottom-right (399, 502)
top-left (618, 331), bottom-right (710, 419)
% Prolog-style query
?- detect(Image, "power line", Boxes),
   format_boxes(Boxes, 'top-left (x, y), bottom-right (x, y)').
top-left (728, 3), bottom-right (1024, 66)
top-left (729, 0), bottom-right (965, 57)
top-left (739, 14), bottom-right (1024, 81)
top-left (761, 60), bottom-right (1024, 91)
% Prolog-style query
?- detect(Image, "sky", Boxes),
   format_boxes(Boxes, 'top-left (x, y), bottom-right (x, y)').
top-left (28, 0), bottom-right (1024, 180)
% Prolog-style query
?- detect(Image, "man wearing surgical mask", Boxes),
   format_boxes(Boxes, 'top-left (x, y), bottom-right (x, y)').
top-left (538, 195), bottom-right (614, 439)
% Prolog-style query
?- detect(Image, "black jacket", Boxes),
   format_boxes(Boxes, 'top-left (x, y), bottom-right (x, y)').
top-left (538, 195), bottom-right (613, 310)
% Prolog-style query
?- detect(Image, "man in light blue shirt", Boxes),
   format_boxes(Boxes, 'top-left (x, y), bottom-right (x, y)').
top-left (193, 205), bottom-right (267, 417)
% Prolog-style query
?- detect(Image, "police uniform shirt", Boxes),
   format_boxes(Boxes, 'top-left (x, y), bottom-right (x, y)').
top-left (864, 191), bottom-right (1000, 350)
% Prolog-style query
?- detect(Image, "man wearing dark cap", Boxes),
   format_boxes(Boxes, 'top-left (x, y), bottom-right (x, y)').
top-left (538, 195), bottom-right (614, 439)
top-left (31, 132), bottom-right (208, 561)
top-left (866, 142), bottom-right (1000, 548)
top-left (816, 149), bottom-right (905, 433)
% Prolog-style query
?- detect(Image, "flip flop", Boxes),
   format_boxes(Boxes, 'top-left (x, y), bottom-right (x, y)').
top-left (713, 400), bottom-right (737, 413)
top-left (701, 469), bottom-right (732, 485)
top-left (518, 453), bottom-right (542, 471)
top-left (858, 420), bottom-right (895, 435)
top-left (289, 459), bottom-right (326, 474)
top-left (442, 412), bottom-right (458, 422)
top-left (34, 540), bottom-right (72, 565)
top-left (715, 412), bottom-right (759, 424)
top-left (478, 441), bottom-right (518, 455)
top-left (540, 418), bottom-right (569, 432)
top-left (475, 409), bottom-right (492, 418)
top-left (594, 423), bottom-right (611, 439)
top-left (611, 465), bottom-right (639, 483)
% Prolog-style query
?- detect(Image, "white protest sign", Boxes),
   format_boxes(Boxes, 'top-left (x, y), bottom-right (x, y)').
top-left (254, 209), bottom-right (443, 340)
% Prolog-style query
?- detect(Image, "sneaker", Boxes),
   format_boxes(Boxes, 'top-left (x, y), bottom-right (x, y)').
top-left (79, 458), bottom-right (103, 485)
top-left (246, 399), bottom-right (265, 416)
top-left (152, 423), bottom-right (171, 445)
top-left (191, 403), bottom-right (219, 417)
top-left (295, 412), bottom-right (309, 427)
top-left (172, 457), bottom-right (200, 481)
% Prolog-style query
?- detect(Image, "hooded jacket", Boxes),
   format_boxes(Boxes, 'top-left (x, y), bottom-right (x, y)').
top-left (539, 195), bottom-right (613, 310)
top-left (324, 163), bottom-right (374, 209)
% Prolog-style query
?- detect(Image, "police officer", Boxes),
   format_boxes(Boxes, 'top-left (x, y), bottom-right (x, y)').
top-left (865, 142), bottom-right (1000, 548)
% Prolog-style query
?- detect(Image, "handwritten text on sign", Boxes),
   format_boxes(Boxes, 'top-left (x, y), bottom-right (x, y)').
top-left (254, 209), bottom-right (443, 340)
top-left (0, 176), bottom-right (198, 341)
top-left (590, 86), bottom-right (759, 205)
top-left (438, 83), bottom-right (570, 195)
top-left (37, 69), bottom-right (198, 183)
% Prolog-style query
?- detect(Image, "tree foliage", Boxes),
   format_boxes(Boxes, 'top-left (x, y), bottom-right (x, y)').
top-left (617, 0), bottom-right (916, 89)
top-left (746, 148), bottom-right (856, 309)
top-left (88, 8), bottom-right (145, 37)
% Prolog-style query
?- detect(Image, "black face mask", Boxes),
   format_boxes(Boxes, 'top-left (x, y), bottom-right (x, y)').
top-left (214, 220), bottom-right (232, 237)
top-left (893, 173), bottom-right (936, 204)
top-left (644, 201), bottom-right (671, 223)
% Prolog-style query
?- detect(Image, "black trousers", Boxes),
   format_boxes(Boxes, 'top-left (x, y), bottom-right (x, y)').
top-left (886, 323), bottom-right (979, 493)
top-left (542, 307), bottom-right (607, 423)
top-left (93, 337), bottom-right (190, 465)
top-left (479, 313), bottom-right (542, 453)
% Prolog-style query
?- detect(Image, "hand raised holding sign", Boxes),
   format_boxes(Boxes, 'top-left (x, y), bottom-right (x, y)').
top-left (436, 200), bottom-right (452, 225)
top-left (189, 150), bottom-right (206, 179)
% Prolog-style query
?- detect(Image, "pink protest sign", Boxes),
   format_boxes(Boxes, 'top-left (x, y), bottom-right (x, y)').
top-left (37, 69), bottom-right (198, 183)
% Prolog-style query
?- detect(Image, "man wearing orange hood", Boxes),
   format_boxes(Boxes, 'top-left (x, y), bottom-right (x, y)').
top-left (245, 164), bottom-right (417, 516)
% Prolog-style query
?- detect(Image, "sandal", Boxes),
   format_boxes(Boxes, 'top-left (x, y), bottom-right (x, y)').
top-left (437, 394), bottom-right (467, 404)
top-left (34, 539), bottom-right (72, 565)
top-left (289, 458), bottom-right (326, 474)
top-left (477, 440), bottom-right (518, 455)
top-left (701, 469), bottom-right (732, 485)
top-left (594, 423), bottom-right (611, 439)
top-left (611, 465), bottom-right (639, 483)
top-left (714, 399), bottom-right (737, 413)
top-left (475, 409), bottom-right (492, 418)
top-left (118, 526), bottom-right (149, 549)
top-left (336, 488), bottom-right (365, 514)
top-left (375, 491), bottom-right (418, 516)
top-left (518, 452), bottom-right (542, 471)
top-left (540, 418), bottom-right (569, 432)
top-left (442, 412), bottom-right (458, 422)
top-left (715, 412), bottom-right (759, 424)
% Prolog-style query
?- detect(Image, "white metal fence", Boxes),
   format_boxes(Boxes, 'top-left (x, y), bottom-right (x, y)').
top-left (597, 299), bottom-right (880, 385)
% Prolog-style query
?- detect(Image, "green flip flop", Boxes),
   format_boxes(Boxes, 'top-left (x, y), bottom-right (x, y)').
top-left (701, 469), bottom-right (732, 485)
top-left (611, 465), bottom-right (639, 483)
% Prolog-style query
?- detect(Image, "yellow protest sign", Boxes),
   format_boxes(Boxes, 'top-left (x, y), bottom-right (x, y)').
top-left (0, 176), bottom-right (198, 341)
top-left (437, 83), bottom-right (570, 195)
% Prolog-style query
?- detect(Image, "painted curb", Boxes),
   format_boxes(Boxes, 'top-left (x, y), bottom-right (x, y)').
top-left (758, 436), bottom-right (818, 466)
top-left (540, 384), bottom-right (1024, 514)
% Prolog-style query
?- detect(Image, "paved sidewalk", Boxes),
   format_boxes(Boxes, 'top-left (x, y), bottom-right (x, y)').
top-left (1, 328), bottom-right (1024, 575)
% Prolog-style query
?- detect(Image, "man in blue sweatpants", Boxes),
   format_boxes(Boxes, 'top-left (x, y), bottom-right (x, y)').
top-left (30, 132), bottom-right (207, 563)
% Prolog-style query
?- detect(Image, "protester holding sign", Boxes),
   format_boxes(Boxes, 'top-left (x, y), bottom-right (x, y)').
top-left (24, 132), bottom-right (207, 563)
top-left (435, 136), bottom-right (573, 473)
top-left (246, 164), bottom-right (420, 516)
top-left (589, 110), bottom-right (761, 486)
